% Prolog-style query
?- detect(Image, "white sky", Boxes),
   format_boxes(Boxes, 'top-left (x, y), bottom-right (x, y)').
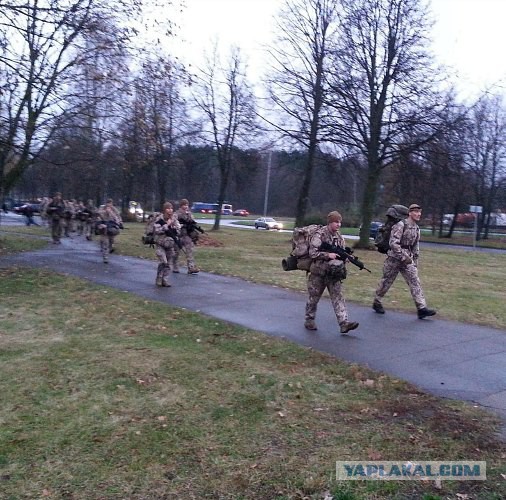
top-left (171, 0), bottom-right (505, 100)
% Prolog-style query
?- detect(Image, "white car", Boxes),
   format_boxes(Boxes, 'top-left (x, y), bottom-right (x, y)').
top-left (254, 217), bottom-right (283, 230)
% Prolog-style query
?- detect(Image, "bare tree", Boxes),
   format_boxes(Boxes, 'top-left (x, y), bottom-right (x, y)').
top-left (464, 93), bottom-right (506, 239)
top-left (326, 0), bottom-right (450, 247)
top-left (193, 44), bottom-right (257, 230)
top-left (0, 0), bottom-right (181, 205)
top-left (265, 0), bottom-right (339, 226)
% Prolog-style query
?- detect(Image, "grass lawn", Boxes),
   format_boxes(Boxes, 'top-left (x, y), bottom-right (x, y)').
top-left (0, 267), bottom-right (505, 499)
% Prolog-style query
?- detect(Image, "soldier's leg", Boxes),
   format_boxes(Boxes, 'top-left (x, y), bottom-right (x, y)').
top-left (155, 245), bottom-right (168, 286)
top-left (99, 227), bottom-right (109, 262)
top-left (184, 237), bottom-right (199, 274)
top-left (399, 263), bottom-right (427, 310)
top-left (172, 245), bottom-right (180, 273)
top-left (155, 263), bottom-right (164, 286)
top-left (162, 247), bottom-right (173, 286)
top-left (374, 257), bottom-right (401, 304)
top-left (305, 274), bottom-right (326, 323)
top-left (327, 279), bottom-right (348, 325)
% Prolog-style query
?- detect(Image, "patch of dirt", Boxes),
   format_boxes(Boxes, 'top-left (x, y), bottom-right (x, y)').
top-left (197, 235), bottom-right (224, 247)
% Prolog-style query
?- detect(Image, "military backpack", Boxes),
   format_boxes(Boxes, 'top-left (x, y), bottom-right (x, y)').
top-left (142, 212), bottom-right (160, 246)
top-left (374, 205), bottom-right (409, 254)
top-left (282, 224), bottom-right (323, 272)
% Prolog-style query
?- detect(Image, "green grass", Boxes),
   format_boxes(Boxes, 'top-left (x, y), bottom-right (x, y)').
top-left (0, 268), bottom-right (505, 498)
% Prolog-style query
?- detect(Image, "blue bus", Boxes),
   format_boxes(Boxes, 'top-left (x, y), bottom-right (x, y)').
top-left (191, 202), bottom-right (233, 215)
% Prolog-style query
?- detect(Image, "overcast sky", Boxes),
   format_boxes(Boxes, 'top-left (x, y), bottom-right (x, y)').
top-left (171, 0), bottom-right (505, 100)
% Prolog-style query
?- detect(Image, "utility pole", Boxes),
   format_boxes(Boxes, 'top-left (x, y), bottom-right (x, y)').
top-left (263, 151), bottom-right (272, 217)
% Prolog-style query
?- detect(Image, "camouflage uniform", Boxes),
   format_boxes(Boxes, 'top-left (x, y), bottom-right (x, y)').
top-left (154, 211), bottom-right (181, 286)
top-left (75, 201), bottom-right (86, 235)
top-left (61, 199), bottom-right (75, 237)
top-left (173, 202), bottom-right (200, 274)
top-left (97, 201), bottom-right (122, 263)
top-left (46, 194), bottom-right (65, 244)
top-left (83, 200), bottom-right (97, 241)
top-left (374, 219), bottom-right (427, 309)
top-left (305, 224), bottom-right (354, 332)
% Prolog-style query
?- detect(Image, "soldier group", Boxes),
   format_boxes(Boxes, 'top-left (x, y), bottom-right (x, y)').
top-left (304, 204), bottom-right (436, 336)
top-left (40, 193), bottom-right (201, 282)
top-left (38, 194), bottom-right (435, 333)
top-left (151, 198), bottom-right (201, 288)
top-left (41, 194), bottom-right (97, 244)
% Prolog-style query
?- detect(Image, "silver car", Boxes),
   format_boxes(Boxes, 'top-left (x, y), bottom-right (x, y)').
top-left (254, 217), bottom-right (283, 230)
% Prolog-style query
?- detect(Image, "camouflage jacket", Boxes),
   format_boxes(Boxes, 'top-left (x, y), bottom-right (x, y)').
top-left (387, 220), bottom-right (420, 263)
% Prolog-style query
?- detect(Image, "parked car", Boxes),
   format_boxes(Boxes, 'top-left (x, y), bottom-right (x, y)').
top-left (369, 221), bottom-right (383, 239)
top-left (254, 217), bottom-right (283, 230)
top-left (233, 209), bottom-right (250, 216)
top-left (14, 203), bottom-right (41, 215)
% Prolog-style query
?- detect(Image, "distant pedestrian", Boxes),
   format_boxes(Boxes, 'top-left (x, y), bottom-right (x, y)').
top-left (304, 211), bottom-right (359, 334)
top-left (23, 204), bottom-right (40, 226)
top-left (2, 202), bottom-right (7, 213)
top-left (372, 203), bottom-right (436, 319)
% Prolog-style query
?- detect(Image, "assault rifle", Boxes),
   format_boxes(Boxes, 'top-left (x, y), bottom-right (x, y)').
top-left (179, 218), bottom-right (205, 234)
top-left (164, 226), bottom-right (183, 249)
top-left (319, 241), bottom-right (371, 273)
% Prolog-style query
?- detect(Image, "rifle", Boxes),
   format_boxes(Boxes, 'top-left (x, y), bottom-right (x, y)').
top-left (319, 241), bottom-right (371, 273)
top-left (179, 218), bottom-right (205, 234)
top-left (164, 226), bottom-right (183, 249)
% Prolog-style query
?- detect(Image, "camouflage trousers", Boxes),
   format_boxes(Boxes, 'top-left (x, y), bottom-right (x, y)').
top-left (305, 273), bottom-right (348, 326)
top-left (172, 235), bottom-right (197, 272)
top-left (155, 238), bottom-right (176, 286)
top-left (51, 218), bottom-right (62, 243)
top-left (84, 220), bottom-right (94, 240)
top-left (375, 256), bottom-right (426, 309)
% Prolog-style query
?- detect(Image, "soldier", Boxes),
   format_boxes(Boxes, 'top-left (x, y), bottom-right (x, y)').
top-left (372, 203), bottom-right (436, 319)
top-left (83, 199), bottom-right (97, 241)
top-left (62, 199), bottom-right (75, 237)
top-left (153, 201), bottom-right (181, 287)
top-left (46, 193), bottom-right (65, 244)
top-left (39, 197), bottom-right (51, 227)
top-left (75, 200), bottom-right (86, 236)
top-left (96, 199), bottom-right (123, 263)
top-left (304, 211), bottom-right (359, 334)
top-left (173, 198), bottom-right (200, 274)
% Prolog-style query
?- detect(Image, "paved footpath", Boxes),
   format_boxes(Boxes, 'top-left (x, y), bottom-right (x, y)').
top-left (2, 234), bottom-right (506, 436)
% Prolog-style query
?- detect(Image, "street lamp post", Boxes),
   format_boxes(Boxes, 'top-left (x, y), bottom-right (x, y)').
top-left (263, 151), bottom-right (272, 217)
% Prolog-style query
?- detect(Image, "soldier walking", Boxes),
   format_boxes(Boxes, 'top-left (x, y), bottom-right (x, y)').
top-left (96, 199), bottom-right (123, 263)
top-left (372, 203), bottom-right (436, 319)
top-left (153, 202), bottom-right (181, 287)
top-left (173, 198), bottom-right (200, 274)
top-left (304, 211), bottom-right (359, 334)
top-left (46, 193), bottom-right (65, 244)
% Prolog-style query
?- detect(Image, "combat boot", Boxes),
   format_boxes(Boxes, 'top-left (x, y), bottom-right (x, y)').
top-left (187, 266), bottom-right (200, 274)
top-left (156, 276), bottom-right (163, 287)
top-left (304, 319), bottom-right (317, 331)
top-left (340, 321), bottom-right (359, 334)
top-left (372, 300), bottom-right (385, 314)
top-left (418, 308), bottom-right (436, 319)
